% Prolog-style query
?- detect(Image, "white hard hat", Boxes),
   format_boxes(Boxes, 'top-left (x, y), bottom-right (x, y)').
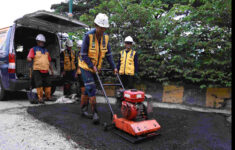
top-left (66, 39), bottom-right (73, 47)
top-left (124, 36), bottom-right (134, 43)
top-left (94, 13), bottom-right (109, 28)
top-left (36, 34), bottom-right (46, 42)
top-left (76, 40), bottom-right (83, 47)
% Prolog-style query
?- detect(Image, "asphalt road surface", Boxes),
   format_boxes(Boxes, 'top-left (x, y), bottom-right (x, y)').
top-left (27, 99), bottom-right (231, 150)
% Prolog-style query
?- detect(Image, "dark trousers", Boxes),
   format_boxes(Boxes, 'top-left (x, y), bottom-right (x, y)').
top-left (120, 75), bottom-right (134, 89)
top-left (76, 74), bottom-right (85, 96)
top-left (77, 74), bottom-right (84, 87)
top-left (63, 70), bottom-right (76, 96)
top-left (33, 70), bottom-right (51, 88)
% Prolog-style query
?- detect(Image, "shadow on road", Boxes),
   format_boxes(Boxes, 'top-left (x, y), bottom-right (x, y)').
top-left (27, 103), bottom-right (231, 150)
top-left (4, 91), bottom-right (28, 101)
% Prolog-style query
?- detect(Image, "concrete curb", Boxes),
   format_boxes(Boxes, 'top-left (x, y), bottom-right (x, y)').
top-left (53, 91), bottom-right (231, 115)
top-left (95, 96), bottom-right (231, 115)
top-left (149, 102), bottom-right (231, 115)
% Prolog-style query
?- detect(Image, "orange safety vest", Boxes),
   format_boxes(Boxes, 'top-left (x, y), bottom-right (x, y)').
top-left (79, 34), bottom-right (109, 72)
top-left (33, 46), bottom-right (50, 71)
top-left (63, 50), bottom-right (76, 71)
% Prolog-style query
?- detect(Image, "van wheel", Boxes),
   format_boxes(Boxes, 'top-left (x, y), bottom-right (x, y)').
top-left (51, 86), bottom-right (56, 96)
top-left (0, 81), bottom-right (6, 101)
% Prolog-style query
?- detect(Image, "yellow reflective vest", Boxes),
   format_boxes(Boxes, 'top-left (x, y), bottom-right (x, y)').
top-left (76, 51), bottom-right (81, 75)
top-left (79, 34), bottom-right (109, 72)
top-left (119, 49), bottom-right (136, 76)
top-left (63, 50), bottom-right (76, 71)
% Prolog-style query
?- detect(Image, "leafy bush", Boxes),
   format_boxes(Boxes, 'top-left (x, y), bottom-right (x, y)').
top-left (52, 0), bottom-right (231, 88)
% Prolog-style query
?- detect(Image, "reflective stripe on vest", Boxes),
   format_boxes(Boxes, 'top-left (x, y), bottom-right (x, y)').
top-left (63, 50), bottom-right (76, 71)
top-left (79, 34), bottom-right (109, 72)
top-left (33, 47), bottom-right (50, 71)
top-left (119, 49), bottom-right (136, 76)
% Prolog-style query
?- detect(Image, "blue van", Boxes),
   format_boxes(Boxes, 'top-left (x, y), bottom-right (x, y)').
top-left (0, 10), bottom-right (88, 100)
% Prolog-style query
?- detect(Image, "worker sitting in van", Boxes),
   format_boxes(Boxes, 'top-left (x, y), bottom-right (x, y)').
top-left (27, 34), bottom-right (54, 104)
top-left (60, 39), bottom-right (77, 97)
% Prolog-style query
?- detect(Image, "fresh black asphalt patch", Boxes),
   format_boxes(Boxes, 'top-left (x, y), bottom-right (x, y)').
top-left (27, 102), bottom-right (231, 150)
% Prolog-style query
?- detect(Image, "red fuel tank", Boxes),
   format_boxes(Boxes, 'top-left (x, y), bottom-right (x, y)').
top-left (123, 89), bottom-right (145, 103)
top-left (121, 101), bottom-right (138, 120)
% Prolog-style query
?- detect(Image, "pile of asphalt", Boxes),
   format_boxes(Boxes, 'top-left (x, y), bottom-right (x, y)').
top-left (27, 103), bottom-right (231, 150)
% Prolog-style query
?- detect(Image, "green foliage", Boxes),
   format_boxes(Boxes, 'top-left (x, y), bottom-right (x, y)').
top-left (51, 0), bottom-right (231, 88)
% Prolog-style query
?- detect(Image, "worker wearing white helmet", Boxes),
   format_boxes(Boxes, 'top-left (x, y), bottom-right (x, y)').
top-left (35, 34), bottom-right (46, 42)
top-left (27, 34), bottom-right (54, 104)
top-left (77, 40), bottom-right (83, 48)
top-left (117, 36), bottom-right (139, 89)
top-left (75, 40), bottom-right (85, 101)
top-left (79, 13), bottom-right (118, 124)
top-left (60, 39), bottom-right (77, 97)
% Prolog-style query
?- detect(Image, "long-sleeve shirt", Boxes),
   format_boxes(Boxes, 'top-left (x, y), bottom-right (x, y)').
top-left (80, 28), bottom-right (116, 69)
top-left (117, 49), bottom-right (138, 73)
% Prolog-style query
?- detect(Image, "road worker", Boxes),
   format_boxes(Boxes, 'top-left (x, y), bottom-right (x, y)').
top-left (117, 36), bottom-right (138, 89)
top-left (60, 39), bottom-right (77, 97)
top-left (27, 34), bottom-right (54, 104)
top-left (79, 13), bottom-right (118, 124)
top-left (75, 40), bottom-right (85, 100)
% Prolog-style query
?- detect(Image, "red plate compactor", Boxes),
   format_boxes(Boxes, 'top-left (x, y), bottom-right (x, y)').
top-left (96, 69), bottom-right (161, 143)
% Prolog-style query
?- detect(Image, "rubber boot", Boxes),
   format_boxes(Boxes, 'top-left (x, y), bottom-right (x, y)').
top-left (80, 95), bottom-right (92, 118)
top-left (37, 87), bottom-right (44, 104)
top-left (77, 87), bottom-right (85, 101)
top-left (89, 96), bottom-right (100, 124)
top-left (45, 87), bottom-right (52, 101)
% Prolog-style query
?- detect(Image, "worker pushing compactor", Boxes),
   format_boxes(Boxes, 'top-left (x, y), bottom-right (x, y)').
top-left (79, 13), bottom-right (118, 124)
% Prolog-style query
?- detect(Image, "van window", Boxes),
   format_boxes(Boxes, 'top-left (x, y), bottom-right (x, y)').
top-left (0, 27), bottom-right (11, 57)
top-left (14, 26), bottom-right (61, 78)
top-left (0, 28), bottom-right (9, 46)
